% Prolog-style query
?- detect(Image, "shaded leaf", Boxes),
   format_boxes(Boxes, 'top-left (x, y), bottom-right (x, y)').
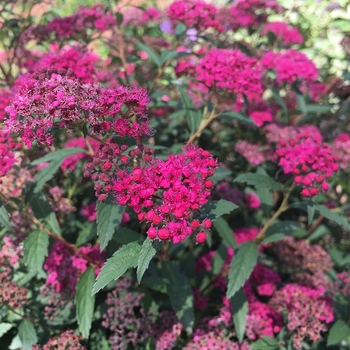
top-left (218, 111), bottom-right (255, 126)
top-left (213, 217), bottom-right (236, 248)
top-left (162, 261), bottom-right (194, 334)
top-left (316, 205), bottom-right (350, 230)
top-left (135, 42), bottom-right (161, 66)
top-left (262, 220), bottom-right (302, 244)
top-left (92, 241), bottom-right (142, 295)
top-left (30, 148), bottom-right (85, 165)
top-left (227, 241), bottom-right (258, 299)
top-left (97, 197), bottom-right (125, 251)
top-left (211, 167), bottom-right (232, 184)
top-left (23, 230), bottom-right (49, 271)
top-left (200, 200), bottom-right (238, 221)
top-left (0, 201), bottom-right (11, 230)
top-left (18, 320), bottom-right (37, 350)
top-left (230, 288), bottom-right (248, 343)
top-left (257, 187), bottom-right (273, 217)
top-left (0, 323), bottom-right (14, 338)
top-left (234, 173), bottom-right (283, 190)
top-left (327, 319), bottom-right (350, 346)
top-left (251, 337), bottom-right (279, 350)
top-left (76, 267), bottom-right (95, 338)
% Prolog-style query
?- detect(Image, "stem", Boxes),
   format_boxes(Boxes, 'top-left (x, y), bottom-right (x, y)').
top-left (255, 184), bottom-right (296, 243)
top-left (117, 31), bottom-right (130, 85)
top-left (306, 215), bottom-right (324, 236)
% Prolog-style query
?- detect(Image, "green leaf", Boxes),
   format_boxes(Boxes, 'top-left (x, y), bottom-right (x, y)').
top-left (30, 148), bottom-right (85, 166)
top-left (218, 111), bottom-right (255, 126)
top-left (175, 23), bottom-right (187, 39)
top-left (305, 104), bottom-right (332, 113)
top-left (76, 267), bottom-right (95, 338)
top-left (295, 91), bottom-right (307, 114)
top-left (0, 323), bottom-right (14, 338)
top-left (177, 85), bottom-right (202, 134)
top-left (32, 159), bottom-right (62, 192)
top-left (251, 337), bottom-right (279, 350)
top-left (212, 243), bottom-right (228, 275)
top-left (213, 217), bottom-right (236, 248)
top-left (162, 261), bottom-right (194, 334)
top-left (91, 241), bottom-right (142, 295)
top-left (234, 173), bottom-right (283, 190)
top-left (307, 199), bottom-right (316, 226)
top-left (0, 201), bottom-right (11, 231)
top-left (115, 12), bottom-right (123, 25)
top-left (18, 320), bottom-right (37, 350)
top-left (135, 42), bottom-right (161, 67)
top-left (262, 220), bottom-right (302, 244)
top-left (308, 224), bottom-right (330, 242)
top-left (227, 241), bottom-right (258, 299)
top-left (29, 192), bottom-right (61, 235)
top-left (230, 288), bottom-right (248, 343)
top-left (272, 89), bottom-right (288, 118)
top-left (327, 319), bottom-right (350, 346)
top-left (257, 187), bottom-right (273, 217)
top-left (160, 50), bottom-right (183, 65)
top-left (137, 238), bottom-right (163, 283)
top-left (114, 227), bottom-right (142, 245)
top-left (211, 167), bottom-right (232, 184)
top-left (23, 230), bottom-right (49, 271)
top-left (97, 197), bottom-right (125, 251)
top-left (316, 205), bottom-right (350, 230)
top-left (200, 200), bottom-right (239, 221)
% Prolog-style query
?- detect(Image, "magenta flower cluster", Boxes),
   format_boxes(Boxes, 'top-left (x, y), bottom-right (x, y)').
top-left (262, 21), bottom-right (304, 45)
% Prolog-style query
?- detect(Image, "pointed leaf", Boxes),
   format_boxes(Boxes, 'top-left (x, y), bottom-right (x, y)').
top-left (251, 337), bottom-right (279, 350)
top-left (200, 200), bottom-right (238, 221)
top-left (30, 148), bottom-right (86, 165)
top-left (91, 241), bottom-right (142, 295)
top-left (18, 320), bottom-right (37, 350)
top-left (327, 320), bottom-right (350, 346)
top-left (23, 230), bottom-right (49, 271)
top-left (97, 197), bottom-right (125, 250)
top-left (135, 42), bottom-right (161, 66)
top-left (227, 241), bottom-right (258, 299)
top-left (162, 261), bottom-right (194, 334)
top-left (307, 199), bottom-right (315, 226)
top-left (262, 220), bottom-right (302, 244)
top-left (76, 267), bottom-right (95, 338)
top-left (218, 111), bottom-right (255, 126)
top-left (234, 173), bottom-right (283, 190)
top-left (0, 323), bottom-right (14, 338)
top-left (32, 159), bottom-right (62, 192)
top-left (257, 187), bottom-right (273, 217)
top-left (137, 238), bottom-right (163, 283)
top-left (316, 204), bottom-right (350, 230)
top-left (230, 288), bottom-right (248, 343)
top-left (0, 201), bottom-right (11, 230)
top-left (213, 217), bottom-right (236, 248)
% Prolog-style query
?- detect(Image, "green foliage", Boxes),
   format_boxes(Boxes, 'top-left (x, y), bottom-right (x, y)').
top-left (18, 320), bottom-right (37, 350)
top-left (234, 173), bottom-right (283, 190)
top-left (231, 288), bottom-right (248, 343)
top-left (23, 230), bottom-right (49, 272)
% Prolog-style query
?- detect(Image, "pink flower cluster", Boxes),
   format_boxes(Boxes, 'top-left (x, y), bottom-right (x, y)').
top-left (229, 0), bottom-right (284, 29)
top-left (5, 69), bottom-right (151, 147)
top-left (102, 278), bottom-right (153, 350)
top-left (275, 127), bottom-right (339, 196)
top-left (271, 284), bottom-right (334, 349)
top-left (250, 111), bottom-right (274, 127)
top-left (331, 133), bottom-right (350, 171)
top-left (0, 88), bottom-right (12, 121)
top-left (121, 6), bottom-right (161, 26)
top-left (235, 141), bottom-right (273, 166)
top-left (262, 49), bottom-right (319, 84)
top-left (29, 46), bottom-right (102, 83)
top-left (61, 136), bottom-right (100, 172)
top-left (262, 22), bottom-right (303, 45)
top-left (84, 142), bottom-right (217, 244)
top-left (196, 49), bottom-right (263, 98)
top-left (47, 4), bottom-right (116, 40)
top-left (0, 130), bottom-right (21, 179)
top-left (167, 0), bottom-right (220, 31)
top-left (32, 330), bottom-right (86, 350)
top-left (44, 242), bottom-right (104, 293)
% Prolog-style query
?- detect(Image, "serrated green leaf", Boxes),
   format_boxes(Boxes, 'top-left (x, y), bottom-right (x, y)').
top-left (212, 243), bottom-right (227, 275)
top-left (91, 241), bottom-right (142, 295)
top-left (0, 323), bottom-right (14, 338)
top-left (327, 320), bottom-right (350, 346)
top-left (218, 111), bottom-right (255, 126)
top-left (18, 320), bottom-right (37, 350)
top-left (137, 238), bottom-right (163, 283)
top-left (0, 201), bottom-right (11, 230)
top-left (97, 197), bottom-right (125, 251)
top-left (177, 85), bottom-right (202, 134)
top-left (29, 192), bottom-right (61, 235)
top-left (135, 42), bottom-right (161, 67)
top-left (227, 241), bottom-right (258, 299)
top-left (23, 230), bottom-right (49, 271)
top-left (230, 288), bottom-right (248, 343)
top-left (213, 217), bottom-right (236, 248)
top-left (251, 337), bottom-right (279, 350)
top-left (234, 173), bottom-right (283, 190)
top-left (32, 159), bottom-right (62, 192)
top-left (30, 148), bottom-right (85, 165)
top-left (200, 200), bottom-right (239, 221)
top-left (76, 267), bottom-right (95, 338)
top-left (211, 167), bottom-right (232, 184)
top-left (262, 220), bottom-right (302, 244)
top-left (162, 261), bottom-right (194, 334)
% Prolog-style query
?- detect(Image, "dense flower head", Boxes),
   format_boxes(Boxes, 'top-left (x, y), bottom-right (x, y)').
top-left (229, 0), bottom-right (284, 29)
top-left (235, 141), bottom-right (273, 166)
top-left (85, 142), bottom-right (218, 244)
top-left (262, 22), bottom-right (303, 45)
top-left (167, 0), bottom-right (220, 31)
top-left (250, 263), bottom-right (281, 297)
top-left (121, 6), bottom-right (161, 26)
top-left (270, 284), bottom-right (334, 349)
top-left (28, 46), bottom-right (102, 83)
top-left (275, 126), bottom-right (339, 196)
top-left (102, 278), bottom-right (153, 350)
top-left (4, 69), bottom-right (151, 147)
top-left (262, 49), bottom-right (319, 84)
top-left (0, 88), bottom-right (12, 121)
top-left (44, 242), bottom-right (104, 293)
top-left (196, 49), bottom-right (263, 98)
top-left (61, 136), bottom-right (100, 171)
top-left (47, 4), bottom-right (116, 40)
top-left (32, 330), bottom-right (86, 350)
top-left (331, 133), bottom-right (350, 171)
top-left (250, 111), bottom-right (274, 127)
top-left (0, 129), bottom-right (22, 179)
